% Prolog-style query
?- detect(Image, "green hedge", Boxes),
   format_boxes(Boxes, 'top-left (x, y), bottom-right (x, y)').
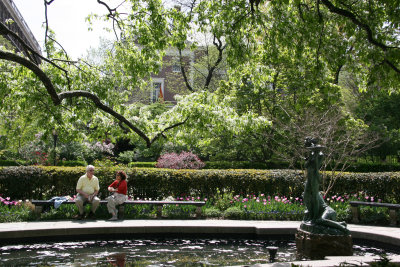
top-left (57, 160), bottom-right (86, 167)
top-left (127, 161), bottom-right (288, 169)
top-left (326, 171), bottom-right (400, 202)
top-left (0, 166), bottom-right (399, 202)
top-left (204, 161), bottom-right (289, 170)
top-left (0, 160), bottom-right (25, 166)
top-left (128, 162), bottom-right (156, 168)
top-left (345, 162), bottom-right (400, 172)
top-left (204, 161), bottom-right (400, 172)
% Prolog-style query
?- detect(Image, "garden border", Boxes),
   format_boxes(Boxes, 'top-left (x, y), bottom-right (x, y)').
top-left (31, 200), bottom-right (206, 219)
top-left (349, 201), bottom-right (400, 226)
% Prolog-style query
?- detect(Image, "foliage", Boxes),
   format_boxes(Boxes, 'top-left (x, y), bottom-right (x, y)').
top-left (330, 172), bottom-right (400, 203)
top-left (355, 90), bottom-right (400, 161)
top-left (369, 255), bottom-right (399, 267)
top-left (204, 161), bottom-right (289, 170)
top-left (347, 161), bottom-right (400, 173)
top-left (4, 190), bottom-right (398, 226)
top-left (162, 205), bottom-right (197, 219)
top-left (1, 166), bottom-right (304, 200)
top-left (0, 197), bottom-right (33, 223)
top-left (1, 0), bottom-right (399, 169)
top-left (358, 206), bottom-right (390, 226)
top-left (223, 207), bottom-right (244, 219)
top-left (56, 160), bottom-right (86, 167)
top-left (125, 159), bottom-right (400, 172)
top-left (0, 160), bottom-right (24, 166)
top-left (213, 188), bottom-right (234, 211)
top-left (93, 157), bottom-right (119, 168)
top-left (156, 151), bottom-right (205, 169)
top-left (2, 166), bottom-right (400, 206)
top-left (203, 207), bottom-right (222, 218)
top-left (156, 91), bottom-right (272, 161)
top-left (128, 162), bottom-right (156, 168)
top-left (83, 141), bottom-right (115, 164)
top-left (117, 150), bottom-right (137, 164)
top-left (0, 166), bottom-right (46, 199)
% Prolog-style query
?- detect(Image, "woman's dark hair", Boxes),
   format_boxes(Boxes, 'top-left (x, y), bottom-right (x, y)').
top-left (117, 170), bottom-right (127, 180)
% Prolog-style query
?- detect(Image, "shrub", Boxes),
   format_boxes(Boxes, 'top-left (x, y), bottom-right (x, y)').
top-left (224, 206), bottom-right (244, 219)
top-left (0, 166), bottom-right (46, 199)
top-left (0, 160), bottom-right (24, 166)
top-left (156, 151), bottom-right (205, 169)
top-left (93, 157), bottom-right (118, 168)
top-left (2, 167), bottom-right (400, 204)
top-left (204, 161), bottom-right (289, 170)
top-left (204, 207), bottom-right (223, 218)
top-left (128, 162), bottom-right (156, 168)
top-left (359, 206), bottom-right (390, 225)
top-left (117, 150), bottom-right (137, 164)
top-left (57, 160), bottom-right (86, 167)
top-left (0, 201), bottom-right (33, 222)
top-left (213, 189), bottom-right (234, 211)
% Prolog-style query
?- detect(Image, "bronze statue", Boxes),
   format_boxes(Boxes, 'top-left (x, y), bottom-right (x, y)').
top-left (301, 137), bottom-right (349, 235)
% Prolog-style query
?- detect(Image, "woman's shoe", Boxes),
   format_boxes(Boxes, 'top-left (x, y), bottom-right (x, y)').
top-left (108, 215), bottom-right (118, 221)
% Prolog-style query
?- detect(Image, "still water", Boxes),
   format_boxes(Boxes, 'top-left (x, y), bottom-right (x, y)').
top-left (0, 238), bottom-right (397, 266)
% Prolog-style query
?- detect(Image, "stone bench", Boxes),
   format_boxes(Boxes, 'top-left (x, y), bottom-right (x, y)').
top-left (349, 201), bottom-right (400, 226)
top-left (31, 200), bottom-right (206, 219)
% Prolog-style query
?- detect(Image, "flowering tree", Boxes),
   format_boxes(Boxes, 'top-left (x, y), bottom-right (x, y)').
top-left (156, 151), bottom-right (205, 169)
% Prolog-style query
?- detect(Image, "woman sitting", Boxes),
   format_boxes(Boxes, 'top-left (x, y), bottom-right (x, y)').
top-left (106, 170), bottom-right (128, 221)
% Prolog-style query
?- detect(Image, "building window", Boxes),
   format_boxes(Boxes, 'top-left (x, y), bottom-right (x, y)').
top-left (172, 63), bottom-right (181, 73)
top-left (152, 80), bottom-right (164, 103)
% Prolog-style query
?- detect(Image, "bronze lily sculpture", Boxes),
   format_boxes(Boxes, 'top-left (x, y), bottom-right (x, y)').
top-left (301, 137), bottom-right (349, 235)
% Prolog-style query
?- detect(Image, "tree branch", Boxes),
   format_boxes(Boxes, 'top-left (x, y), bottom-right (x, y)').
top-left (97, 0), bottom-right (125, 40)
top-left (320, 0), bottom-right (400, 75)
top-left (150, 118), bottom-right (189, 145)
top-left (0, 49), bottom-right (187, 148)
top-left (0, 21), bottom-right (74, 88)
top-left (321, 0), bottom-right (395, 50)
top-left (58, 90), bottom-right (152, 146)
top-left (204, 35), bottom-right (226, 89)
top-left (0, 50), bottom-right (61, 104)
top-left (179, 48), bottom-right (194, 92)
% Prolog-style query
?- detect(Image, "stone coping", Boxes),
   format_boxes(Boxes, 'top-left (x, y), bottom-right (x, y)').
top-left (0, 220), bottom-right (399, 266)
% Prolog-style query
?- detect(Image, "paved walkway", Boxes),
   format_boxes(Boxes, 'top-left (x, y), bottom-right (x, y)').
top-left (0, 220), bottom-right (399, 266)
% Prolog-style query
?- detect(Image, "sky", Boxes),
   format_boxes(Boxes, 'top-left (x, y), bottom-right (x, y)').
top-left (12, 0), bottom-right (117, 59)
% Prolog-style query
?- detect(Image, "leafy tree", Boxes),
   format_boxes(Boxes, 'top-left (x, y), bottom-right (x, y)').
top-left (0, 7), bottom-right (184, 150)
top-left (1, 0), bottom-right (399, 165)
top-left (355, 90), bottom-right (400, 161)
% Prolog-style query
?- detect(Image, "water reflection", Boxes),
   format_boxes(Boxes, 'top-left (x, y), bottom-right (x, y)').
top-left (107, 252), bottom-right (126, 267)
top-left (0, 238), bottom-right (397, 266)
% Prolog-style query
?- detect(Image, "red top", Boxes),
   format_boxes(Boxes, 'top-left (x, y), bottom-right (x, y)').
top-left (109, 180), bottom-right (127, 195)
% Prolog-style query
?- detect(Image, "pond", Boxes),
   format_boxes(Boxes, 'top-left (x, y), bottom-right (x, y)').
top-left (1, 238), bottom-right (399, 266)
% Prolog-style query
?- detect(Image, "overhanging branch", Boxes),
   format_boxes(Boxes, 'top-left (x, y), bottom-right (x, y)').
top-left (320, 0), bottom-right (400, 75)
top-left (0, 50), bottom-right (60, 104)
top-left (0, 49), bottom-right (187, 147)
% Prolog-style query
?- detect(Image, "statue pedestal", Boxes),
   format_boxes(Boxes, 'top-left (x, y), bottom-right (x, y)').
top-left (295, 228), bottom-right (353, 260)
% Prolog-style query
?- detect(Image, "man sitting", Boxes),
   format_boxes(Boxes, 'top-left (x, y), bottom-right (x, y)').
top-left (74, 165), bottom-right (100, 220)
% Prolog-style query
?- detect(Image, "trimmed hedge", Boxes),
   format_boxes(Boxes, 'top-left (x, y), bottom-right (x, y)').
top-left (0, 160), bottom-right (25, 167)
top-left (0, 166), bottom-right (399, 202)
top-left (326, 171), bottom-right (400, 202)
top-left (204, 161), bottom-right (289, 170)
top-left (205, 161), bottom-right (400, 172)
top-left (57, 160), bottom-right (86, 167)
top-left (128, 162), bottom-right (157, 168)
top-left (345, 162), bottom-right (400, 172)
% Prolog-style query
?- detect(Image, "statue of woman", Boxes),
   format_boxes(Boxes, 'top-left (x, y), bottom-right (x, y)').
top-left (302, 137), bottom-right (348, 234)
top-left (303, 137), bottom-right (324, 223)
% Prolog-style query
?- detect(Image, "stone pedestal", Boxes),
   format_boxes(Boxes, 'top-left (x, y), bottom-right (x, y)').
top-left (296, 228), bottom-right (353, 260)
